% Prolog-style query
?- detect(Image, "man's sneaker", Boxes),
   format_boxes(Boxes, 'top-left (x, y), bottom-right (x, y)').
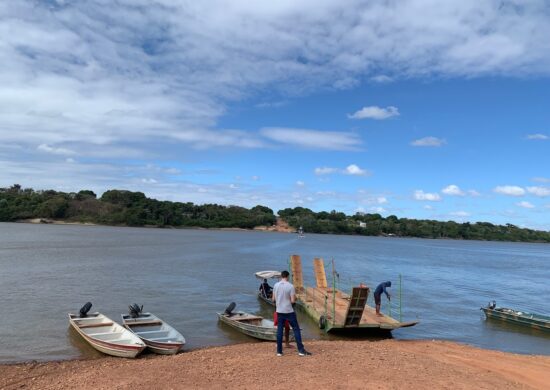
top-left (298, 350), bottom-right (312, 356)
top-left (277, 353), bottom-right (283, 357)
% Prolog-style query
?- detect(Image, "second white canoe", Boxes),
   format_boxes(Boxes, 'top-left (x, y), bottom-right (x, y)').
top-left (122, 312), bottom-right (185, 355)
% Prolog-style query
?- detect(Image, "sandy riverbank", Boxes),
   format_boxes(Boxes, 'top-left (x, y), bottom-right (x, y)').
top-left (2, 340), bottom-right (549, 389)
top-left (16, 217), bottom-right (297, 233)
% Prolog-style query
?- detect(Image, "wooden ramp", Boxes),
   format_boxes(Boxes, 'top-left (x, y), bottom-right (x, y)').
top-left (344, 287), bottom-right (369, 326)
top-left (313, 258), bottom-right (327, 288)
top-left (290, 255), bottom-right (304, 292)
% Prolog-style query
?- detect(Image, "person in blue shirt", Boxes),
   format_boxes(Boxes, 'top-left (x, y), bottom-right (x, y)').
top-left (374, 281), bottom-right (391, 316)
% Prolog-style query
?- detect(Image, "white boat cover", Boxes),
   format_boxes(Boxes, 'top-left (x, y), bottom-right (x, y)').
top-left (255, 270), bottom-right (282, 280)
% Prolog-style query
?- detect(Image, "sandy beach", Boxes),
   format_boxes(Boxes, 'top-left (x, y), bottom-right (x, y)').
top-left (2, 339), bottom-right (549, 389)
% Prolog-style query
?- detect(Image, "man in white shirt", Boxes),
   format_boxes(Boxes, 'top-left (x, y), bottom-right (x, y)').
top-left (272, 270), bottom-right (311, 356)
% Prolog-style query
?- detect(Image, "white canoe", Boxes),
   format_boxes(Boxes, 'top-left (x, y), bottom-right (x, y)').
top-left (68, 312), bottom-right (146, 358)
top-left (122, 313), bottom-right (185, 355)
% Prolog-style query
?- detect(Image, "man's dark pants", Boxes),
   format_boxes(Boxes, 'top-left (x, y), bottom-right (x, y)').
top-left (276, 311), bottom-right (305, 354)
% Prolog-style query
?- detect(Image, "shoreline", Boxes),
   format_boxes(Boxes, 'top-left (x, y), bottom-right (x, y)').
top-left (9, 219), bottom-right (549, 244)
top-left (2, 340), bottom-right (550, 389)
top-left (14, 218), bottom-right (298, 233)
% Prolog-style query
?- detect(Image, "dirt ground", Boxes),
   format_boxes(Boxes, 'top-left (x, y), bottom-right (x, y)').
top-left (2, 339), bottom-right (549, 390)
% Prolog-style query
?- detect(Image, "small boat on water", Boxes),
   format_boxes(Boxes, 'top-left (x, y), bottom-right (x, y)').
top-left (217, 303), bottom-right (294, 341)
top-left (255, 270), bottom-right (281, 306)
top-left (122, 304), bottom-right (185, 355)
top-left (68, 303), bottom-right (146, 358)
top-left (481, 301), bottom-right (550, 333)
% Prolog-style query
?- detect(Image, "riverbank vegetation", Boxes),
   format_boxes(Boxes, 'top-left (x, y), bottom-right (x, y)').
top-left (1, 185), bottom-right (549, 242)
top-left (278, 207), bottom-right (550, 242)
top-left (0, 185), bottom-right (275, 229)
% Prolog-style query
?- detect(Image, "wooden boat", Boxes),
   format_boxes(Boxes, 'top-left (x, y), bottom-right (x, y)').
top-left (255, 270), bottom-right (281, 306)
top-left (68, 312), bottom-right (146, 358)
top-left (122, 312), bottom-right (186, 355)
top-left (290, 255), bottom-right (418, 333)
top-left (481, 302), bottom-right (550, 332)
top-left (217, 304), bottom-right (295, 341)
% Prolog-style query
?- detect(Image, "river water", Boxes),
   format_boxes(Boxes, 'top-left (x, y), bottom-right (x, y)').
top-left (1, 222), bottom-right (549, 363)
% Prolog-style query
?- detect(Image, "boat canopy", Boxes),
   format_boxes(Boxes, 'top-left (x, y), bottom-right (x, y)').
top-left (255, 270), bottom-right (282, 280)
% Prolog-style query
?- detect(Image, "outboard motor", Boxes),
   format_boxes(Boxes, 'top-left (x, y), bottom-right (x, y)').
top-left (79, 302), bottom-right (92, 318)
top-left (224, 302), bottom-right (236, 316)
top-left (128, 303), bottom-right (143, 318)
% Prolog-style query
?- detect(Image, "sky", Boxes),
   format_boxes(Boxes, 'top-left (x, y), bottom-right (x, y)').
top-left (1, 0), bottom-right (549, 230)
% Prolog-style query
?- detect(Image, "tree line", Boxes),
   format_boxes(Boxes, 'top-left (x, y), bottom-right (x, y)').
top-left (278, 207), bottom-right (550, 243)
top-left (0, 185), bottom-right (275, 229)
top-left (1, 185), bottom-right (549, 242)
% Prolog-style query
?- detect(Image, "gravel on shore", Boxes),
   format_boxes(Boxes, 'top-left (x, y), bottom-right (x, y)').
top-left (1, 339), bottom-right (549, 389)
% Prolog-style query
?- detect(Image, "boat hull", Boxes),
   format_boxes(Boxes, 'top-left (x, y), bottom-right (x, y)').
top-left (68, 314), bottom-right (145, 358)
top-left (122, 313), bottom-right (185, 355)
top-left (482, 307), bottom-right (550, 332)
top-left (217, 312), bottom-right (295, 341)
top-left (257, 292), bottom-right (275, 306)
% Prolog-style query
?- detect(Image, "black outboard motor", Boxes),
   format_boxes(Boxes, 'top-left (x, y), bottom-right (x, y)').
top-left (224, 302), bottom-right (236, 316)
top-left (79, 302), bottom-right (92, 318)
top-left (128, 303), bottom-right (143, 318)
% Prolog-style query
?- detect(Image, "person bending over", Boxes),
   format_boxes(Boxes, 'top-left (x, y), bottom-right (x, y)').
top-left (374, 281), bottom-right (391, 316)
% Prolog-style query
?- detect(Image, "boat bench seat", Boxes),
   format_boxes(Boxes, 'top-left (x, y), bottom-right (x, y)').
top-left (80, 322), bottom-right (114, 329)
top-left (126, 320), bottom-right (163, 326)
top-left (234, 316), bottom-right (263, 321)
top-left (87, 331), bottom-right (116, 337)
top-left (135, 330), bottom-right (168, 335)
top-left (109, 338), bottom-right (135, 343)
top-left (148, 337), bottom-right (180, 342)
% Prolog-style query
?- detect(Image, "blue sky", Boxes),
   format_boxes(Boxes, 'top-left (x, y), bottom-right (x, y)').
top-left (1, 1), bottom-right (549, 230)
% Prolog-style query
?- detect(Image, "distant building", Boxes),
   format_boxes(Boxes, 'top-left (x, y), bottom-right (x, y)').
top-left (358, 221), bottom-right (366, 228)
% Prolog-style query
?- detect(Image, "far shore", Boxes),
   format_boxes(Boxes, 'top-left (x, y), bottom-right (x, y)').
top-left (13, 217), bottom-right (298, 233)
top-left (1, 339), bottom-right (549, 389)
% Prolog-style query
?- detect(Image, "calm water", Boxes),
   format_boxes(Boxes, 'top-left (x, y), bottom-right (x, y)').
top-left (1, 222), bottom-right (549, 363)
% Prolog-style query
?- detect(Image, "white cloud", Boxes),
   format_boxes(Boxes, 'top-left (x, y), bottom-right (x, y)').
top-left (442, 184), bottom-right (465, 196)
top-left (423, 205), bottom-right (433, 210)
top-left (260, 128), bottom-right (361, 151)
top-left (376, 197), bottom-right (388, 204)
top-left (296, 181), bottom-right (305, 186)
top-left (414, 190), bottom-right (441, 201)
top-left (533, 177), bottom-right (550, 183)
top-left (450, 211), bottom-right (471, 217)
top-left (251, 176), bottom-right (260, 181)
top-left (370, 75), bottom-right (393, 83)
top-left (314, 167), bottom-right (339, 175)
top-left (370, 207), bottom-right (386, 213)
top-left (517, 201), bottom-right (535, 209)
top-left (141, 178), bottom-right (157, 184)
top-left (411, 137), bottom-right (446, 147)
top-left (526, 186), bottom-right (550, 197)
top-left (344, 164), bottom-right (368, 176)
top-left (37, 144), bottom-right (76, 156)
top-left (315, 164), bottom-right (370, 176)
top-left (468, 189), bottom-right (481, 197)
top-left (348, 106), bottom-right (399, 120)
top-left (526, 134), bottom-right (549, 140)
top-left (494, 185), bottom-right (525, 196)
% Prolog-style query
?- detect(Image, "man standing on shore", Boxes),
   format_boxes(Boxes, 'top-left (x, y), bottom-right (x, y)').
top-left (272, 270), bottom-right (311, 356)
top-left (374, 281), bottom-right (391, 316)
